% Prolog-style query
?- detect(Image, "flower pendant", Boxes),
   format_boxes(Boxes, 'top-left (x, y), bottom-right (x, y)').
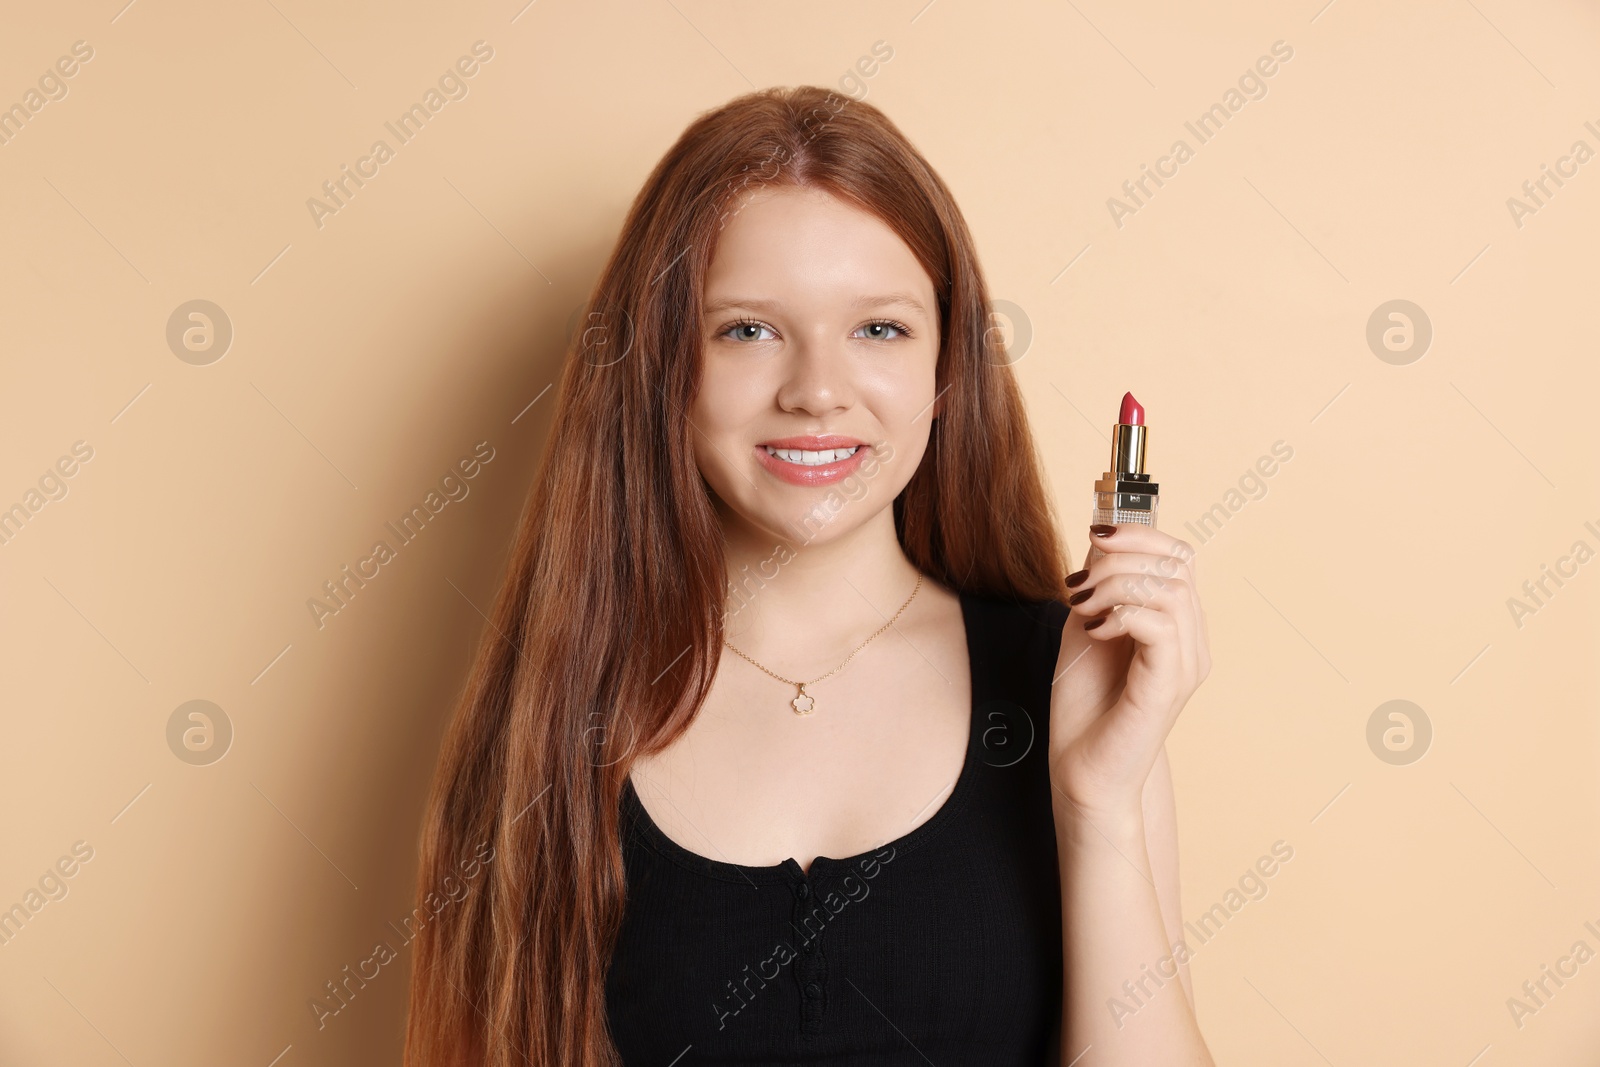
top-left (791, 683), bottom-right (815, 716)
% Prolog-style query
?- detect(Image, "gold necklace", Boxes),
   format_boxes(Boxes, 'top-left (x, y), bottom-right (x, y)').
top-left (723, 574), bottom-right (924, 716)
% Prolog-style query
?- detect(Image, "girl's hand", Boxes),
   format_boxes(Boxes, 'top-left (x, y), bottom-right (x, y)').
top-left (1048, 524), bottom-right (1211, 817)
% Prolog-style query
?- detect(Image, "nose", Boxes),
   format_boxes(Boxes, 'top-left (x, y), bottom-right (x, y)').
top-left (775, 331), bottom-right (853, 417)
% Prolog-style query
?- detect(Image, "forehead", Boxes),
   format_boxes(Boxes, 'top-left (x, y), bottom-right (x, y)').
top-left (702, 185), bottom-right (934, 309)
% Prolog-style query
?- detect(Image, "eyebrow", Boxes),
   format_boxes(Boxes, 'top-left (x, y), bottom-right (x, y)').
top-left (701, 292), bottom-right (929, 317)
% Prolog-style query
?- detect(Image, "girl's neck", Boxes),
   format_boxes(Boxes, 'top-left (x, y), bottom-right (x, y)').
top-left (716, 505), bottom-right (926, 655)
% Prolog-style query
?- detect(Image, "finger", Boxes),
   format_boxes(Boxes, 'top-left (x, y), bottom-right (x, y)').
top-left (1084, 599), bottom-right (1195, 719)
top-left (1087, 523), bottom-right (1196, 566)
top-left (1077, 530), bottom-right (1199, 618)
top-left (1068, 570), bottom-right (1191, 620)
top-left (1072, 530), bottom-right (1209, 693)
top-left (1068, 550), bottom-right (1194, 592)
top-left (1075, 572), bottom-right (1200, 687)
top-left (1083, 603), bottom-right (1183, 684)
top-left (1081, 536), bottom-right (1203, 645)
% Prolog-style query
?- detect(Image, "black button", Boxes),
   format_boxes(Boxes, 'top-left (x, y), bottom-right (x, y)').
top-left (800, 940), bottom-right (816, 955)
top-left (804, 981), bottom-right (822, 998)
top-left (796, 882), bottom-right (810, 899)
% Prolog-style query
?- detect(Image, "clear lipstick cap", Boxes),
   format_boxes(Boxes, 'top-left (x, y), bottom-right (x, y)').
top-left (1091, 495), bottom-right (1159, 528)
top-left (1086, 481), bottom-right (1158, 567)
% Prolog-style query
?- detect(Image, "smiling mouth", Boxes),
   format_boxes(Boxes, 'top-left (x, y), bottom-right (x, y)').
top-left (762, 445), bottom-right (862, 466)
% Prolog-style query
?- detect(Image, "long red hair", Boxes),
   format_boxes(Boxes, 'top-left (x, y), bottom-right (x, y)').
top-left (403, 84), bottom-right (1070, 1066)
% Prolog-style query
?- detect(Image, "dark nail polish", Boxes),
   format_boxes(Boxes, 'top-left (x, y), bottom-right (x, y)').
top-left (1083, 616), bottom-right (1106, 630)
top-left (1067, 587), bottom-right (1094, 606)
top-left (1065, 569), bottom-right (1089, 588)
top-left (1090, 524), bottom-right (1117, 538)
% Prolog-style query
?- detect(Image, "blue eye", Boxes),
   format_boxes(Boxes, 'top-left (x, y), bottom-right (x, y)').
top-left (721, 318), bottom-right (776, 342)
top-left (716, 317), bottom-right (914, 343)
top-left (856, 319), bottom-right (912, 341)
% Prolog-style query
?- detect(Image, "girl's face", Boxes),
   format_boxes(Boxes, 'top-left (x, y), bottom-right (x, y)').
top-left (689, 185), bottom-right (941, 546)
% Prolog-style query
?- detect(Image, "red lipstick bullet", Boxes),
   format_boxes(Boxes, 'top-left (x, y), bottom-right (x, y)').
top-left (1089, 391), bottom-right (1160, 562)
top-left (1118, 391), bottom-right (1144, 427)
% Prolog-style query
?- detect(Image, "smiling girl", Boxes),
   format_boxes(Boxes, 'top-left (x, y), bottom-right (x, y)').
top-left (404, 85), bottom-right (1213, 1067)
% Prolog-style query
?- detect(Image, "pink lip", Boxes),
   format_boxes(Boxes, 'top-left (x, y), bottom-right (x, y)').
top-left (754, 439), bottom-right (870, 487)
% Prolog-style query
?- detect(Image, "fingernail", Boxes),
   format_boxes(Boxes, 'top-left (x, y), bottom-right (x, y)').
top-left (1090, 524), bottom-right (1117, 538)
top-left (1067, 587), bottom-right (1094, 606)
top-left (1065, 569), bottom-right (1089, 588)
top-left (1083, 616), bottom-right (1107, 630)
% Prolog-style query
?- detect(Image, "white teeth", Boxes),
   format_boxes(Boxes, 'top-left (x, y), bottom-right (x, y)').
top-left (765, 445), bottom-right (860, 466)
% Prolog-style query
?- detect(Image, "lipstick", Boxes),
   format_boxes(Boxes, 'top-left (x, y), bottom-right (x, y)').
top-left (1089, 392), bottom-right (1159, 561)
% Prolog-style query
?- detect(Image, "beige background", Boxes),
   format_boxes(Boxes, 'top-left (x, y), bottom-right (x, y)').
top-left (2, 0), bottom-right (1597, 1063)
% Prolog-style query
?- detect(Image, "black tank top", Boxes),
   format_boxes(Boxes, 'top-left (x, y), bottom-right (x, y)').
top-left (605, 589), bottom-right (1070, 1065)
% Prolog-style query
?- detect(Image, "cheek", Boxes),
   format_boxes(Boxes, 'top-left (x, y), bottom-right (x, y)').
top-left (687, 368), bottom-right (753, 474)
top-left (860, 356), bottom-right (937, 429)
top-left (849, 379), bottom-right (933, 481)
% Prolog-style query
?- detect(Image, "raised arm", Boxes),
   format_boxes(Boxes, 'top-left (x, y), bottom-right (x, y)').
top-left (1049, 524), bottom-right (1212, 1064)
